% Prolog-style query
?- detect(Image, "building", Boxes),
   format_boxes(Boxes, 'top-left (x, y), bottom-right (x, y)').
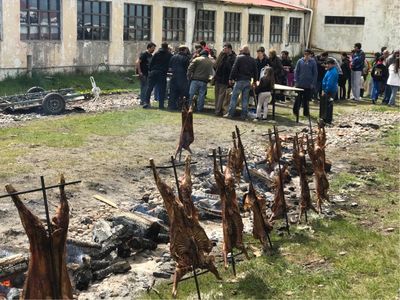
top-left (0, 0), bottom-right (307, 79)
top-left (279, 0), bottom-right (400, 54)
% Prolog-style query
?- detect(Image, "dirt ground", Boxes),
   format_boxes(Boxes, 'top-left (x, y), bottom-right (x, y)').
top-left (0, 92), bottom-right (398, 299)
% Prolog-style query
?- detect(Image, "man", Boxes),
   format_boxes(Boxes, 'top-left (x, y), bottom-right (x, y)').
top-left (320, 59), bottom-right (338, 124)
top-left (136, 42), bottom-right (156, 105)
top-left (187, 50), bottom-right (213, 112)
top-left (315, 52), bottom-right (328, 100)
top-left (143, 42), bottom-right (172, 109)
top-left (224, 45), bottom-right (258, 119)
top-left (168, 45), bottom-right (190, 110)
top-left (350, 43), bottom-right (365, 101)
top-left (293, 49), bottom-right (318, 117)
top-left (214, 43), bottom-right (236, 116)
top-left (256, 47), bottom-right (269, 78)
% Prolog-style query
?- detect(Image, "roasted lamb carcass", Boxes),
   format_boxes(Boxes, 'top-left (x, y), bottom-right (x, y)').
top-left (5, 175), bottom-right (73, 300)
top-left (307, 136), bottom-right (329, 213)
top-left (150, 159), bottom-right (221, 297)
top-left (179, 155), bottom-right (198, 221)
top-left (214, 150), bottom-right (249, 268)
top-left (269, 164), bottom-right (289, 222)
top-left (244, 184), bottom-right (273, 250)
top-left (231, 132), bottom-right (244, 183)
top-left (293, 135), bottom-right (316, 222)
top-left (175, 104), bottom-right (194, 159)
top-left (265, 129), bottom-right (282, 173)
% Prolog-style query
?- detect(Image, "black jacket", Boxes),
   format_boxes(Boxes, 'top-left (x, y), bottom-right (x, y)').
top-left (256, 55), bottom-right (270, 76)
top-left (214, 51), bottom-right (236, 84)
top-left (229, 54), bottom-right (258, 82)
top-left (149, 48), bottom-right (172, 73)
top-left (269, 56), bottom-right (284, 81)
top-left (169, 52), bottom-right (190, 80)
top-left (340, 57), bottom-right (351, 79)
top-left (255, 77), bottom-right (274, 94)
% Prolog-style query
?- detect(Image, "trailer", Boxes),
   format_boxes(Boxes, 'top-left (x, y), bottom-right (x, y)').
top-left (0, 86), bottom-right (94, 115)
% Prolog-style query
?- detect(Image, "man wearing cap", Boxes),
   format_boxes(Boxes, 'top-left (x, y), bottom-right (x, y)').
top-left (224, 45), bottom-right (258, 119)
top-left (187, 50), bottom-right (214, 112)
top-left (293, 49), bottom-right (318, 117)
top-left (168, 45), bottom-right (190, 110)
top-left (320, 58), bottom-right (339, 124)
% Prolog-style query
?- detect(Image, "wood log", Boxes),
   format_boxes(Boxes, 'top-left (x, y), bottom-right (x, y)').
top-left (92, 261), bottom-right (131, 281)
top-left (0, 254), bottom-right (29, 281)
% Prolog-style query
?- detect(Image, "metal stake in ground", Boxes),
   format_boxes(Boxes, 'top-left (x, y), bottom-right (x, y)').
top-left (274, 126), bottom-right (290, 235)
top-left (171, 156), bottom-right (202, 300)
top-left (235, 126), bottom-right (273, 248)
top-left (295, 133), bottom-right (308, 223)
top-left (218, 147), bottom-right (224, 173)
top-left (40, 176), bottom-right (60, 300)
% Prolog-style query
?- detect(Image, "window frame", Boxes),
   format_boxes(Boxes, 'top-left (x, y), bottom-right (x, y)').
top-left (224, 12), bottom-right (241, 42)
top-left (325, 16), bottom-right (365, 25)
top-left (288, 17), bottom-right (301, 43)
top-left (269, 16), bottom-right (283, 43)
top-left (77, 0), bottom-right (110, 41)
top-left (123, 4), bottom-right (151, 41)
top-left (162, 7), bottom-right (186, 42)
top-left (194, 9), bottom-right (215, 42)
top-left (20, 0), bottom-right (61, 41)
top-left (248, 14), bottom-right (263, 43)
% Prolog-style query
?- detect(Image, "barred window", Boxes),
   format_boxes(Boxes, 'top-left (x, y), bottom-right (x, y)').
top-left (270, 16), bottom-right (283, 43)
top-left (77, 0), bottom-right (110, 41)
top-left (288, 17), bottom-right (301, 43)
top-left (163, 7), bottom-right (186, 42)
top-left (20, 0), bottom-right (61, 40)
top-left (248, 14), bottom-right (263, 43)
top-left (124, 4), bottom-right (151, 41)
top-left (195, 10), bottom-right (215, 42)
top-left (325, 16), bottom-right (365, 25)
top-left (224, 12), bottom-right (241, 42)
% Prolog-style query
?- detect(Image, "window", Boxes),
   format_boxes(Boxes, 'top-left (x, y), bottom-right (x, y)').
top-left (270, 16), bottom-right (283, 43)
top-left (20, 0), bottom-right (61, 40)
top-left (288, 17), bottom-right (301, 43)
top-left (124, 4), bottom-right (151, 41)
top-left (162, 7), bottom-right (186, 42)
top-left (325, 16), bottom-right (365, 25)
top-left (77, 0), bottom-right (110, 41)
top-left (248, 14), bottom-right (263, 43)
top-left (224, 12), bottom-right (241, 42)
top-left (194, 10), bottom-right (215, 42)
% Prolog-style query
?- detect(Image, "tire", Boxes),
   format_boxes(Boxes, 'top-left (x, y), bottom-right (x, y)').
top-left (27, 86), bottom-right (45, 94)
top-left (42, 93), bottom-right (65, 115)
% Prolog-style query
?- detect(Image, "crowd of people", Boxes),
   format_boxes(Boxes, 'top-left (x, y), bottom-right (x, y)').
top-left (136, 41), bottom-right (400, 124)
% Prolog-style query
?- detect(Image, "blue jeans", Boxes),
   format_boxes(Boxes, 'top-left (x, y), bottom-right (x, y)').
top-left (388, 85), bottom-right (399, 105)
top-left (383, 84), bottom-right (392, 103)
top-left (371, 79), bottom-right (382, 101)
top-left (144, 70), bottom-right (167, 108)
top-left (228, 80), bottom-right (251, 117)
top-left (189, 80), bottom-right (207, 112)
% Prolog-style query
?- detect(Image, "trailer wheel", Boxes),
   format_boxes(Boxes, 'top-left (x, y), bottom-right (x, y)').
top-left (42, 93), bottom-right (65, 115)
top-left (27, 86), bottom-right (45, 94)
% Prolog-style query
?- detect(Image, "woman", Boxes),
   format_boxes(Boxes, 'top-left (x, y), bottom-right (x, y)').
top-left (268, 49), bottom-right (285, 101)
top-left (386, 56), bottom-right (400, 106)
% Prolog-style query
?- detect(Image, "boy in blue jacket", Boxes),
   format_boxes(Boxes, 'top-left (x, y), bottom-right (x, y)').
top-left (320, 59), bottom-right (338, 124)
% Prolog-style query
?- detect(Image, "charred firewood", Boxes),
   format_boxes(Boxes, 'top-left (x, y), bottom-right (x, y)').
top-left (175, 105), bottom-right (194, 160)
top-left (214, 150), bottom-right (249, 268)
top-left (307, 135), bottom-right (329, 213)
top-left (293, 135), bottom-right (317, 222)
top-left (5, 175), bottom-right (73, 299)
top-left (150, 159), bottom-right (221, 298)
top-left (243, 184), bottom-right (273, 250)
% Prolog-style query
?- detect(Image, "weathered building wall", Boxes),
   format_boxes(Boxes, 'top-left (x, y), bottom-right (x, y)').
top-left (0, 0), bottom-right (306, 80)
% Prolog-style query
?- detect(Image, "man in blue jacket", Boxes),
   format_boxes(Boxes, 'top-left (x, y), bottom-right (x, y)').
top-left (293, 49), bottom-right (318, 117)
top-left (350, 43), bottom-right (365, 101)
top-left (320, 59), bottom-right (338, 124)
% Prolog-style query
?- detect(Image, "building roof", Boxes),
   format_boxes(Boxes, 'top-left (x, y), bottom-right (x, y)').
top-left (221, 0), bottom-right (306, 11)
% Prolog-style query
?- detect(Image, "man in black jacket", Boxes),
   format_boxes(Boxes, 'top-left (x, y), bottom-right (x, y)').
top-left (168, 45), bottom-right (190, 110)
top-left (214, 43), bottom-right (236, 116)
top-left (224, 45), bottom-right (258, 119)
top-left (143, 42), bottom-right (172, 109)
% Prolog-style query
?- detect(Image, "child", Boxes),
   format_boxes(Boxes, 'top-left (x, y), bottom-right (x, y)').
top-left (370, 57), bottom-right (388, 104)
top-left (254, 67), bottom-right (275, 121)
